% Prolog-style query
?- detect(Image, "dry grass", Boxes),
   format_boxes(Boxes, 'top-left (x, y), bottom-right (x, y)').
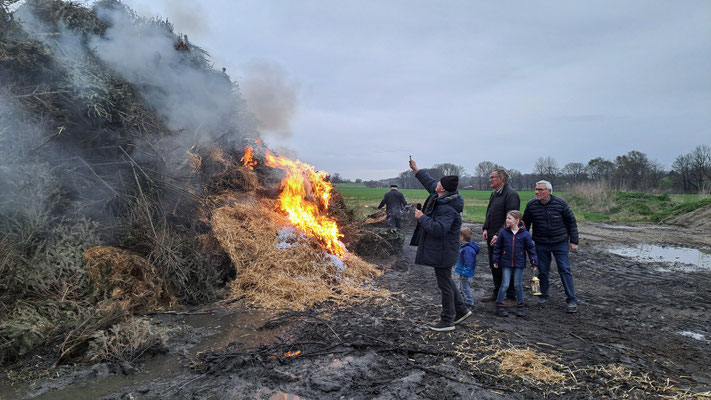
top-left (454, 331), bottom-right (707, 397)
top-left (85, 317), bottom-right (170, 364)
top-left (497, 347), bottom-right (568, 385)
top-left (84, 246), bottom-right (177, 312)
top-left (211, 200), bottom-right (383, 310)
top-left (568, 181), bottom-right (617, 212)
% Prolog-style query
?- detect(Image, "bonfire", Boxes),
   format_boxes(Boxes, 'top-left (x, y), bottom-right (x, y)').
top-left (210, 146), bottom-right (381, 310)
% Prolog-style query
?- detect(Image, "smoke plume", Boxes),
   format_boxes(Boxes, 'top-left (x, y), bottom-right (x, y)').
top-left (241, 61), bottom-right (299, 138)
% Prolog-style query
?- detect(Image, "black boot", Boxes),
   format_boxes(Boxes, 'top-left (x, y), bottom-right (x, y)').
top-left (495, 305), bottom-right (508, 317)
top-left (515, 305), bottom-right (526, 317)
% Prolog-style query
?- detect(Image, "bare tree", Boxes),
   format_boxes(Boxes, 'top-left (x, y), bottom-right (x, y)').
top-left (612, 150), bottom-right (666, 192)
top-left (587, 157), bottom-right (615, 182)
top-left (562, 162), bottom-right (587, 186)
top-left (533, 156), bottom-right (559, 185)
top-left (507, 168), bottom-right (523, 190)
top-left (433, 163), bottom-right (465, 177)
top-left (674, 145), bottom-right (711, 193)
top-left (397, 169), bottom-right (418, 189)
top-left (690, 145), bottom-right (711, 192)
top-left (474, 161), bottom-right (503, 190)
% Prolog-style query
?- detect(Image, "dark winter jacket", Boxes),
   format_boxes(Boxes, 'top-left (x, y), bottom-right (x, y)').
top-left (492, 226), bottom-right (537, 268)
top-left (410, 170), bottom-right (463, 267)
top-left (522, 195), bottom-right (579, 245)
top-left (378, 189), bottom-right (407, 216)
top-left (455, 241), bottom-right (480, 277)
top-left (482, 183), bottom-right (520, 240)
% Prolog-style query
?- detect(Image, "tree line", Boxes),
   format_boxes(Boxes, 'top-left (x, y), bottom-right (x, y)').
top-left (333, 145), bottom-right (711, 194)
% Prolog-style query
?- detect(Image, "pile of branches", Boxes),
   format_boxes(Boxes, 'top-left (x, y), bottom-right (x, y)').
top-left (0, 0), bottom-right (255, 366)
top-left (0, 0), bottom-right (383, 369)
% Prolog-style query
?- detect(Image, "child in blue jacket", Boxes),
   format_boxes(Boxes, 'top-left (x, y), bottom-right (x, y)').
top-left (493, 210), bottom-right (537, 317)
top-left (455, 227), bottom-right (480, 308)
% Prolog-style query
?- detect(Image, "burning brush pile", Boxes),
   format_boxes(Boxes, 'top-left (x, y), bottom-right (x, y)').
top-left (211, 147), bottom-right (381, 310)
top-left (0, 0), bottom-right (380, 367)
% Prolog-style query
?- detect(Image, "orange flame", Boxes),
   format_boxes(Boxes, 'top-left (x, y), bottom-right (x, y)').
top-left (264, 151), bottom-right (345, 258)
top-left (241, 146), bottom-right (257, 170)
top-left (268, 350), bottom-right (301, 359)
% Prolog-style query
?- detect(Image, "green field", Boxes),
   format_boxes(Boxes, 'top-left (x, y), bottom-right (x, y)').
top-left (336, 184), bottom-right (533, 222)
top-left (335, 183), bottom-right (710, 223)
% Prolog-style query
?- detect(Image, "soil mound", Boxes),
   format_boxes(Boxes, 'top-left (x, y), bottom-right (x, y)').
top-left (663, 204), bottom-right (711, 231)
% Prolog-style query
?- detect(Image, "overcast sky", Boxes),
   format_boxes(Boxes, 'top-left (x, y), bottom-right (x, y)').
top-left (122, 0), bottom-right (711, 181)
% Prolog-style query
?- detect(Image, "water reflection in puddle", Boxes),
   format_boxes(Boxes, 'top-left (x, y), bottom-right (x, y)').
top-left (608, 244), bottom-right (711, 271)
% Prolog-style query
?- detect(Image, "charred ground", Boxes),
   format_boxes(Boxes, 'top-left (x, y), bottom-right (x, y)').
top-left (5, 220), bottom-right (707, 399)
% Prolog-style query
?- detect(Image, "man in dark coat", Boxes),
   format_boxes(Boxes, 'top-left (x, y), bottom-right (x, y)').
top-left (378, 184), bottom-right (408, 228)
top-left (522, 180), bottom-right (580, 313)
top-left (409, 158), bottom-right (471, 331)
top-left (480, 169), bottom-right (520, 304)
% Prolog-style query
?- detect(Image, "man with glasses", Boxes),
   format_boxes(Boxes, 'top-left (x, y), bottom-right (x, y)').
top-left (480, 169), bottom-right (520, 305)
top-left (522, 180), bottom-right (580, 313)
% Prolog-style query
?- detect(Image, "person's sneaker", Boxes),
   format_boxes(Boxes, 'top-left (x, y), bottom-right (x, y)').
top-left (502, 298), bottom-right (517, 307)
top-left (454, 310), bottom-right (472, 325)
top-left (495, 306), bottom-right (508, 317)
top-left (567, 303), bottom-right (578, 313)
top-left (428, 320), bottom-right (455, 331)
top-left (515, 307), bottom-right (526, 317)
top-left (537, 297), bottom-right (548, 305)
top-left (479, 295), bottom-right (496, 303)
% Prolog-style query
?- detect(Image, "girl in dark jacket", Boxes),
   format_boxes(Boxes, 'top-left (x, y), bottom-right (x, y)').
top-left (493, 210), bottom-right (537, 317)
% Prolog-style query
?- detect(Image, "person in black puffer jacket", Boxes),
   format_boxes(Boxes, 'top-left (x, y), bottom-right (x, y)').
top-left (481, 168), bottom-right (520, 304)
top-left (522, 180), bottom-right (580, 313)
top-left (409, 158), bottom-right (471, 331)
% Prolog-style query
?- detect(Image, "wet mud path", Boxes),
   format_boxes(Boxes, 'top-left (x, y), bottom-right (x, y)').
top-left (2, 222), bottom-right (710, 399)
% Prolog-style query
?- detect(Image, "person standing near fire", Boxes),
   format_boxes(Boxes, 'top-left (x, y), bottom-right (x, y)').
top-left (481, 168), bottom-right (520, 306)
top-left (378, 184), bottom-right (408, 229)
top-left (409, 158), bottom-right (471, 331)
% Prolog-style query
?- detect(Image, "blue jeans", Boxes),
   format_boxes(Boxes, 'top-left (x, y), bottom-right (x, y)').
top-left (536, 241), bottom-right (578, 304)
top-left (496, 267), bottom-right (524, 304)
top-left (458, 275), bottom-right (474, 306)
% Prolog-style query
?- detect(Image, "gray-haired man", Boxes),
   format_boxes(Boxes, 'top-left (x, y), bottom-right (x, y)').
top-left (522, 180), bottom-right (580, 313)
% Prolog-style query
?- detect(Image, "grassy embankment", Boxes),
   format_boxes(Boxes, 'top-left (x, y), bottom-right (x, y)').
top-left (335, 183), bottom-right (711, 223)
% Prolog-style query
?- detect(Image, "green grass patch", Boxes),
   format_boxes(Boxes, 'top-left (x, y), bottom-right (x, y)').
top-left (336, 184), bottom-right (711, 224)
top-left (564, 190), bottom-right (711, 223)
top-left (335, 184), bottom-right (534, 222)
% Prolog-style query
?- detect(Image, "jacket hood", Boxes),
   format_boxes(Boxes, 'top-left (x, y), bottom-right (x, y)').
top-left (460, 241), bottom-right (478, 249)
top-left (436, 192), bottom-right (464, 213)
top-left (503, 224), bottom-right (528, 233)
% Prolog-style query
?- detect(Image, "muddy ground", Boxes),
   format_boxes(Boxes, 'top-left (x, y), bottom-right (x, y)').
top-left (2, 221), bottom-right (710, 399)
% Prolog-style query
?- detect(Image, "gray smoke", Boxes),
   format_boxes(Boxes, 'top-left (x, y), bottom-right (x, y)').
top-left (241, 61), bottom-right (299, 138)
top-left (91, 5), bottom-right (249, 144)
top-left (2, 1), bottom-right (261, 225)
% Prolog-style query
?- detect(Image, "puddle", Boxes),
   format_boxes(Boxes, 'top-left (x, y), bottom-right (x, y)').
top-left (607, 244), bottom-right (711, 272)
top-left (679, 331), bottom-right (707, 341)
top-left (0, 303), bottom-right (280, 400)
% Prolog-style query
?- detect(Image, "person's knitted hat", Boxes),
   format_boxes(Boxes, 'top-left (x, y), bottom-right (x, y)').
top-left (440, 175), bottom-right (459, 192)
